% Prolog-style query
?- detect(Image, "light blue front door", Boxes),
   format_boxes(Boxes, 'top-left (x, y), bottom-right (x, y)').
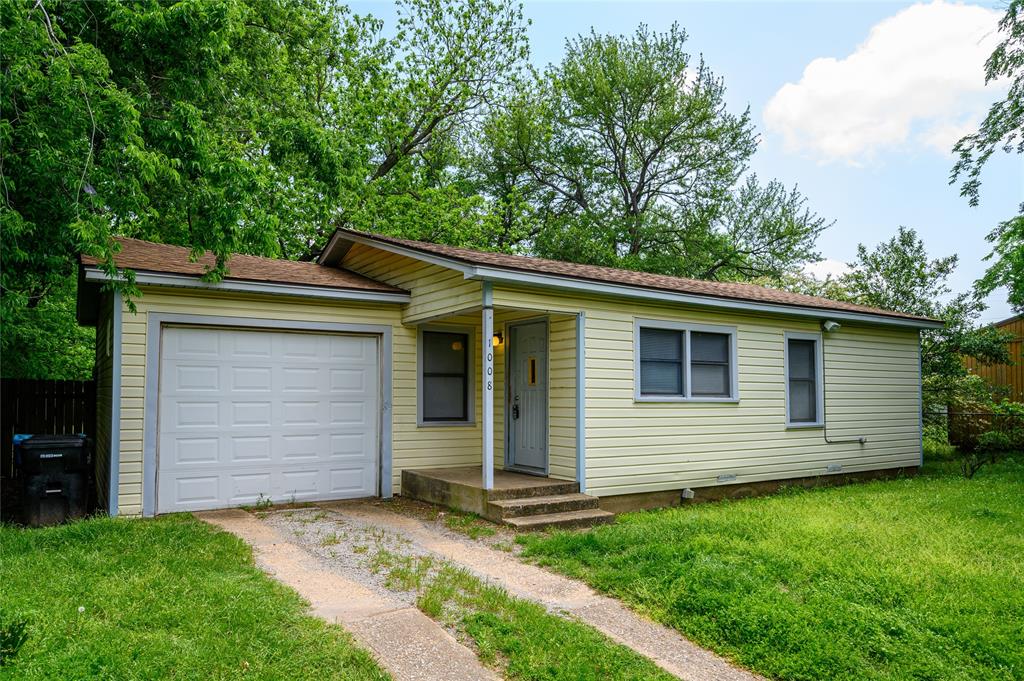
top-left (508, 321), bottom-right (548, 473)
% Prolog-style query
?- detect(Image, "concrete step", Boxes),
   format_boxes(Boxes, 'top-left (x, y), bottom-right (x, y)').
top-left (485, 480), bottom-right (580, 501)
top-left (487, 493), bottom-right (600, 519)
top-left (502, 508), bottom-right (615, 531)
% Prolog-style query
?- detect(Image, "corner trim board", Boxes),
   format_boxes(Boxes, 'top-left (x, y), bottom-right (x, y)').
top-left (576, 311), bottom-right (586, 493)
top-left (140, 313), bottom-right (394, 517)
top-left (108, 290), bottom-right (123, 516)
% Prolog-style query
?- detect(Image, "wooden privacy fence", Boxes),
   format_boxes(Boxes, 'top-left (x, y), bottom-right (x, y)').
top-left (1, 378), bottom-right (96, 479)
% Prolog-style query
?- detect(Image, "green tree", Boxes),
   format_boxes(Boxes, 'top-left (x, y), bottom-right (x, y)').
top-left (951, 0), bottom-right (1023, 312)
top-left (833, 227), bottom-right (1012, 410)
top-left (471, 24), bottom-right (829, 279)
top-left (1, 0), bottom-right (529, 377)
top-left (975, 210), bottom-right (1024, 313)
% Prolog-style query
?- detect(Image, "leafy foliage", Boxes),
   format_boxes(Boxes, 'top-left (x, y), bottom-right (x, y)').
top-left (0, 275), bottom-right (94, 380)
top-left (952, 0), bottom-right (1024, 207)
top-left (469, 24), bottom-right (829, 279)
top-left (951, 0), bottom-right (1024, 312)
top-left (3, 2), bottom-right (830, 379)
top-left (975, 210), bottom-right (1024, 313)
top-left (815, 227), bottom-right (1012, 411)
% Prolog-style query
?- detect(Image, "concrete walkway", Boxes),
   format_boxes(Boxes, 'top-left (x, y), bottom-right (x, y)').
top-left (200, 509), bottom-right (499, 681)
top-left (323, 501), bottom-right (762, 681)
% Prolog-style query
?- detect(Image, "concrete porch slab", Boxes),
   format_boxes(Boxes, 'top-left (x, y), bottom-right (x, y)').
top-left (402, 466), bottom-right (579, 518)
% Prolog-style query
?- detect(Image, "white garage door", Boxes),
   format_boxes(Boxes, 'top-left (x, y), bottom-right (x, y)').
top-left (157, 326), bottom-right (379, 513)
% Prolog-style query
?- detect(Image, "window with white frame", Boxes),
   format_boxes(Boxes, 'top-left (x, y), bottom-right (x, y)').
top-left (635, 320), bottom-right (737, 401)
top-left (419, 328), bottom-right (473, 424)
top-left (785, 332), bottom-right (823, 426)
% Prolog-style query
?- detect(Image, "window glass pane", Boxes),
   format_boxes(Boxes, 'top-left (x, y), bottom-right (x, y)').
top-left (788, 339), bottom-right (815, 380)
top-left (640, 328), bottom-right (682, 361)
top-left (641, 360), bottom-right (683, 395)
top-left (692, 364), bottom-right (729, 396)
top-left (422, 376), bottom-right (466, 420)
top-left (423, 331), bottom-right (467, 374)
top-left (691, 332), bottom-right (729, 363)
top-left (789, 379), bottom-right (816, 422)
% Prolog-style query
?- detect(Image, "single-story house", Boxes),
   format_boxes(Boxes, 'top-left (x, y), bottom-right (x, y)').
top-left (77, 230), bottom-right (941, 525)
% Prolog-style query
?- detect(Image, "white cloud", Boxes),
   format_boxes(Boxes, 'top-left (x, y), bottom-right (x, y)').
top-left (764, 1), bottom-right (1004, 164)
top-left (804, 258), bottom-right (852, 280)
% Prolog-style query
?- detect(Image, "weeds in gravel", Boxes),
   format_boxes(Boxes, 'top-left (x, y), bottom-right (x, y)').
top-left (443, 511), bottom-right (497, 540)
top-left (369, 550), bottom-right (435, 591)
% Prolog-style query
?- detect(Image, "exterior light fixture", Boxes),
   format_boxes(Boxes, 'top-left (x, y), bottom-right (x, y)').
top-left (492, 332), bottom-right (504, 347)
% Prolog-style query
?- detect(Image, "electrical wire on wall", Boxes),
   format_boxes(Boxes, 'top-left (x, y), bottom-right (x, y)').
top-left (820, 320), bottom-right (868, 446)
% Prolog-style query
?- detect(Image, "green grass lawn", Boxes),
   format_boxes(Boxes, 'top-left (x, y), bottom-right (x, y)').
top-left (0, 515), bottom-right (387, 680)
top-left (521, 459), bottom-right (1024, 681)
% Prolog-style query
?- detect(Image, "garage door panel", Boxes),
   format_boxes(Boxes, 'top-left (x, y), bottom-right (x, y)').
top-left (231, 366), bottom-right (272, 391)
top-left (157, 326), bottom-right (379, 513)
top-left (329, 467), bottom-right (369, 494)
top-left (230, 436), bottom-right (271, 462)
top-left (173, 437), bottom-right (220, 465)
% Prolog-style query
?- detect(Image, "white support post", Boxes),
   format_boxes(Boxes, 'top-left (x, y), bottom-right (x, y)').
top-left (576, 311), bottom-right (586, 493)
top-left (482, 287), bottom-right (495, 490)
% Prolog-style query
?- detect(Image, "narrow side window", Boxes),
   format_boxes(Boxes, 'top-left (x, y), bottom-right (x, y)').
top-left (421, 330), bottom-right (470, 422)
top-left (787, 336), bottom-right (820, 425)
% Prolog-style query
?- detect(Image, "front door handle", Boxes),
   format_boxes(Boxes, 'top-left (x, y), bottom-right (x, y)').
top-left (513, 395), bottom-right (520, 420)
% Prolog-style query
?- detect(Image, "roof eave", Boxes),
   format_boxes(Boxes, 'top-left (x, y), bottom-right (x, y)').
top-left (81, 266), bottom-right (411, 304)
top-left (322, 229), bottom-right (942, 329)
top-left (466, 266), bottom-right (942, 329)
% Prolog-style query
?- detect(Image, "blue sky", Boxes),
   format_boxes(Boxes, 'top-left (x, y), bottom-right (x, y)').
top-left (354, 0), bottom-right (1022, 322)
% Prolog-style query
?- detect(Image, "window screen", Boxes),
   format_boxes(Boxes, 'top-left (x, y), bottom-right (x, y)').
top-left (639, 328), bottom-right (684, 395)
top-left (690, 332), bottom-right (730, 397)
top-left (422, 331), bottom-right (468, 421)
top-left (787, 338), bottom-right (818, 423)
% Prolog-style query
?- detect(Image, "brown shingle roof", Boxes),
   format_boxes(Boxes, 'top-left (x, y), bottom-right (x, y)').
top-left (334, 229), bottom-right (940, 324)
top-left (81, 237), bottom-right (405, 294)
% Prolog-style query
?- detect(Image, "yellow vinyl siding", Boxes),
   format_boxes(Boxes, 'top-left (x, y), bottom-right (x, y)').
top-left (492, 285), bottom-right (921, 498)
top-left (113, 285), bottom-right (464, 516)
top-left (343, 243), bottom-right (481, 323)
top-left (548, 316), bottom-right (577, 481)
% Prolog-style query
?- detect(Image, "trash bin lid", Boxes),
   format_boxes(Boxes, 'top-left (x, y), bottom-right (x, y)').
top-left (15, 434), bottom-right (88, 448)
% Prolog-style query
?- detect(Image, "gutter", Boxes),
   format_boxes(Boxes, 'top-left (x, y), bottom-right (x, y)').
top-left (465, 267), bottom-right (944, 331)
top-left (82, 267), bottom-right (411, 304)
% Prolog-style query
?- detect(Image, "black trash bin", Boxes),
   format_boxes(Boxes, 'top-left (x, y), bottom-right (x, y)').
top-left (14, 434), bottom-right (92, 527)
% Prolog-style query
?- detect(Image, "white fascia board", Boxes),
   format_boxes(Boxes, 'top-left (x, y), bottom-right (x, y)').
top-left (318, 231), bottom-right (476, 275)
top-left (466, 266), bottom-right (943, 330)
top-left (82, 267), bottom-right (410, 304)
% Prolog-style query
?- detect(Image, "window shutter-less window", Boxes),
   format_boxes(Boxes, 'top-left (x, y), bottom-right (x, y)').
top-left (788, 338), bottom-right (817, 423)
top-left (639, 328), bottom-right (684, 395)
top-left (690, 332), bottom-right (730, 397)
top-left (422, 331), bottom-right (468, 421)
